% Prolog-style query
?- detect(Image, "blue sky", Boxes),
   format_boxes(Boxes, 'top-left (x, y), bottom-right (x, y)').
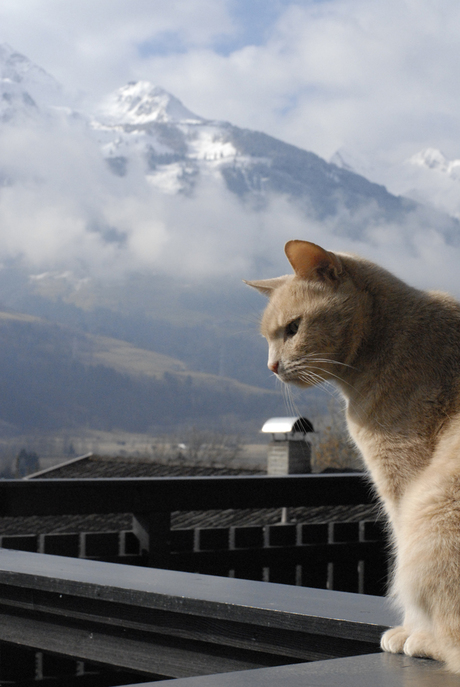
top-left (2, 0), bottom-right (460, 169)
top-left (138, 1), bottom-right (302, 57)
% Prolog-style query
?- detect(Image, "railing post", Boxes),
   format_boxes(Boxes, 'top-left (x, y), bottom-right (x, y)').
top-left (132, 511), bottom-right (171, 568)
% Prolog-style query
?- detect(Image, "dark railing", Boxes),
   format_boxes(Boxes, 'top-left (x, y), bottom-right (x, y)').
top-left (0, 475), bottom-right (389, 595)
top-left (0, 476), bottom-right (451, 685)
top-left (0, 548), bottom-right (396, 684)
top-left (0, 473), bottom-right (373, 515)
top-left (0, 549), bottom-right (448, 687)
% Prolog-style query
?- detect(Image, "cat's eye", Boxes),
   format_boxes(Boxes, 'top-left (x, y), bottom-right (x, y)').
top-left (285, 318), bottom-right (301, 338)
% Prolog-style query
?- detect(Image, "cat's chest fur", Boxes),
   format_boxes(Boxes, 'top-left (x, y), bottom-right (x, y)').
top-left (343, 331), bottom-right (460, 524)
top-left (346, 409), bottom-right (435, 525)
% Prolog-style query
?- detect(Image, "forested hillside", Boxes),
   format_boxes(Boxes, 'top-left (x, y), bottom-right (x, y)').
top-left (0, 311), bottom-right (288, 435)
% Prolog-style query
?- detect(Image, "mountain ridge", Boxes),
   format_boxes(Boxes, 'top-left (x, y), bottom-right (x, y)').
top-left (0, 305), bottom-right (289, 436)
top-left (0, 42), bottom-right (436, 227)
top-left (0, 42), bottom-right (458, 441)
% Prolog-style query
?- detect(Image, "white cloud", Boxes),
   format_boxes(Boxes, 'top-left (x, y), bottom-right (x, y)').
top-left (131, 0), bottom-right (460, 166)
top-left (2, 108), bottom-right (459, 299)
top-left (2, 1), bottom-right (460, 298)
top-left (0, 112), bottom-right (304, 279)
top-left (2, 0), bottom-right (460, 165)
top-left (0, 0), bottom-right (233, 101)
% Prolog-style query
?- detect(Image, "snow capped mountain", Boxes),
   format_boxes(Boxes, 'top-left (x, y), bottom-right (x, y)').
top-left (409, 148), bottom-right (460, 180)
top-left (333, 145), bottom-right (460, 186)
top-left (87, 79), bottom-right (417, 224)
top-left (1, 40), bottom-right (459, 280)
top-left (0, 43), bottom-right (66, 122)
top-left (92, 81), bottom-right (260, 194)
top-left (396, 148), bottom-right (460, 218)
top-left (93, 81), bottom-right (235, 183)
top-left (330, 145), bottom-right (460, 220)
top-left (410, 148), bottom-right (449, 171)
top-left (3, 44), bottom-right (460, 437)
top-left (0, 39), bottom-right (445, 226)
top-left (98, 81), bottom-right (203, 126)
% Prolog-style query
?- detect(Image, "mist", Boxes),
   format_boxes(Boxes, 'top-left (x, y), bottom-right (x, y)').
top-left (1, 111), bottom-right (460, 301)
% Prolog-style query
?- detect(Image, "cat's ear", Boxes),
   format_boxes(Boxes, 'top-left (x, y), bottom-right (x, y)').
top-left (243, 276), bottom-right (289, 297)
top-left (285, 240), bottom-right (342, 284)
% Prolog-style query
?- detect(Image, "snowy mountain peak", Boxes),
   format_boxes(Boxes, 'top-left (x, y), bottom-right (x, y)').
top-left (98, 82), bottom-right (204, 126)
top-left (409, 148), bottom-right (460, 182)
top-left (0, 42), bottom-right (64, 110)
top-left (0, 42), bottom-right (41, 84)
top-left (409, 148), bottom-right (449, 171)
top-left (329, 147), bottom-right (378, 181)
top-left (330, 149), bottom-right (356, 172)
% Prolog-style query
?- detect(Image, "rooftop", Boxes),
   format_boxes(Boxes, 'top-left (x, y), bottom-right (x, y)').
top-left (0, 454), bottom-right (378, 536)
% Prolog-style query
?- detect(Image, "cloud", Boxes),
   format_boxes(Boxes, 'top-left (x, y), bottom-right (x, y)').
top-left (2, 108), bottom-right (460, 302)
top-left (0, 0), bottom-right (233, 101)
top-left (2, 0), bottom-right (460, 166)
top-left (0, 113), bottom-right (303, 278)
top-left (132, 0), bottom-right (460, 166)
top-left (2, 1), bottom-right (460, 299)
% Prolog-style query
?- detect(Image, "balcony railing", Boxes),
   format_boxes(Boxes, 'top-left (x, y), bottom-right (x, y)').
top-left (0, 474), bottom-right (388, 595)
top-left (0, 548), bottom-right (450, 686)
top-left (0, 475), bottom-right (453, 685)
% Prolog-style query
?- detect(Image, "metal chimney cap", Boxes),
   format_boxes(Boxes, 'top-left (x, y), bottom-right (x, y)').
top-left (261, 416), bottom-right (314, 435)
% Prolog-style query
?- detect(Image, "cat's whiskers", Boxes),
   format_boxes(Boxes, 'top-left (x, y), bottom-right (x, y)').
top-left (293, 363), bottom-right (378, 429)
top-left (297, 351), bottom-right (360, 373)
top-left (300, 355), bottom-right (393, 431)
top-left (297, 371), bottom-right (339, 400)
top-left (288, 352), bottom-right (363, 400)
top-left (307, 358), bottom-right (360, 372)
top-left (297, 372), bottom-right (345, 407)
top-left (283, 384), bottom-right (302, 418)
top-left (306, 364), bottom-right (357, 393)
top-left (284, 356), bottom-right (354, 380)
top-left (278, 372), bottom-right (306, 419)
top-left (307, 366), bottom-right (375, 421)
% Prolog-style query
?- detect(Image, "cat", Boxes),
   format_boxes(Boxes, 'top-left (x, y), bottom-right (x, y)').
top-left (245, 239), bottom-right (460, 673)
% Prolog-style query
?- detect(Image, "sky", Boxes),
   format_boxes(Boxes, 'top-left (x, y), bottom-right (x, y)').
top-left (2, 0), bottom-right (460, 293)
top-left (2, 0), bottom-right (460, 165)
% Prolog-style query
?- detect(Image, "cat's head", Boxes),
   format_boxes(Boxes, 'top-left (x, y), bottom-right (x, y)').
top-left (245, 240), bottom-right (369, 388)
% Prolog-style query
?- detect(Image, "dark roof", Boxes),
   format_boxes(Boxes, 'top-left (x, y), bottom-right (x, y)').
top-left (0, 503), bottom-right (379, 537)
top-left (0, 454), bottom-right (379, 536)
top-left (170, 503), bottom-right (379, 529)
top-left (0, 513), bottom-right (131, 536)
top-left (32, 454), bottom-right (264, 479)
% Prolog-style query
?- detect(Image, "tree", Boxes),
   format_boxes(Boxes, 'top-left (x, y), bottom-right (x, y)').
top-left (15, 448), bottom-right (40, 478)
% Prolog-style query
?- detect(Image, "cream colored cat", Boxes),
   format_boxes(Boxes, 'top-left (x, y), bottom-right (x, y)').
top-left (246, 239), bottom-right (460, 673)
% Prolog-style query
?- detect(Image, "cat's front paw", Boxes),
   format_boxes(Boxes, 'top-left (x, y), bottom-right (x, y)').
top-left (381, 626), bottom-right (409, 654)
top-left (403, 631), bottom-right (440, 660)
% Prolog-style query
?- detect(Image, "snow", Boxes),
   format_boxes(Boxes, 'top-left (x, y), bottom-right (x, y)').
top-left (330, 144), bottom-right (460, 219)
top-left (409, 148), bottom-right (460, 181)
top-left (0, 42), bottom-right (66, 109)
top-left (0, 43), bottom-right (268, 201)
top-left (98, 81), bottom-right (203, 126)
top-left (409, 148), bottom-right (449, 171)
top-left (92, 86), bottom-right (241, 189)
top-left (146, 163), bottom-right (186, 194)
top-left (186, 125), bottom-right (237, 161)
top-left (6, 39), bottom-right (460, 230)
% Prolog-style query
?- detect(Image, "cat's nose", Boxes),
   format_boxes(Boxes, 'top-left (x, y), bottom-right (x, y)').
top-left (268, 361), bottom-right (279, 374)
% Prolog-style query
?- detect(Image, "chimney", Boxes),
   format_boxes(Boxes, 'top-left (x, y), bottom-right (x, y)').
top-left (261, 417), bottom-right (314, 475)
